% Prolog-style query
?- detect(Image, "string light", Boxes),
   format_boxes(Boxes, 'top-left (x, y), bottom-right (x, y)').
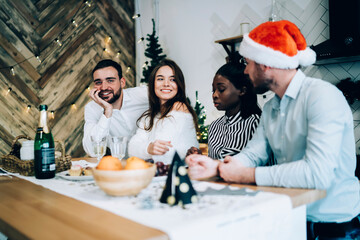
top-left (85, 0), bottom-right (92, 7)
top-left (71, 103), bottom-right (77, 110)
top-left (55, 38), bottom-right (62, 46)
top-left (10, 67), bottom-right (15, 76)
top-left (1, 1), bottom-right (132, 75)
top-left (72, 19), bottom-right (78, 27)
top-left (26, 105), bottom-right (31, 113)
top-left (7, 88), bottom-right (12, 93)
top-left (126, 66), bottom-right (131, 73)
top-left (50, 111), bottom-right (55, 119)
top-left (106, 36), bottom-right (112, 43)
top-left (35, 55), bottom-right (42, 63)
top-left (137, 37), bottom-right (144, 43)
top-left (116, 51), bottom-right (121, 58)
top-left (132, 14), bottom-right (140, 19)
top-left (142, 61), bottom-right (149, 68)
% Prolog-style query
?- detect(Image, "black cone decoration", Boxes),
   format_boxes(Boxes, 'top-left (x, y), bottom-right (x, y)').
top-left (160, 151), bottom-right (197, 206)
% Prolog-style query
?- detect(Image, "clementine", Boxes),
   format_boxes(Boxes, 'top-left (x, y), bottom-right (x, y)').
top-left (96, 156), bottom-right (122, 171)
top-left (124, 156), bottom-right (149, 170)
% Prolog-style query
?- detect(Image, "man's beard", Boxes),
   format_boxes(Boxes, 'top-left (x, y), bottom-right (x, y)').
top-left (100, 89), bottom-right (121, 104)
top-left (253, 70), bottom-right (272, 94)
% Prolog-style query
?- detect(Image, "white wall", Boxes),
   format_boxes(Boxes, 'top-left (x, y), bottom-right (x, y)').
top-left (135, 0), bottom-right (273, 124)
top-left (135, 0), bottom-right (360, 153)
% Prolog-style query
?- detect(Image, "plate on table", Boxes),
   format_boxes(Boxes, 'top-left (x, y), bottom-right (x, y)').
top-left (57, 171), bottom-right (94, 181)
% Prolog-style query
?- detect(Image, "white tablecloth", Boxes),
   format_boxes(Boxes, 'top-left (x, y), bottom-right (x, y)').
top-left (6, 161), bottom-right (293, 240)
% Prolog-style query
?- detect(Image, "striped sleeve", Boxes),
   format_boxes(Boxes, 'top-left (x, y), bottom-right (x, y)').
top-left (208, 113), bottom-right (260, 160)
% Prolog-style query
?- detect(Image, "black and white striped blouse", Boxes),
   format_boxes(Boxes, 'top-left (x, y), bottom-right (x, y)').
top-left (207, 111), bottom-right (260, 160)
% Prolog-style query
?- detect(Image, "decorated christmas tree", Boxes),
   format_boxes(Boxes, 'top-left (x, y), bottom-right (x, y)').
top-left (141, 19), bottom-right (167, 83)
top-left (194, 91), bottom-right (208, 143)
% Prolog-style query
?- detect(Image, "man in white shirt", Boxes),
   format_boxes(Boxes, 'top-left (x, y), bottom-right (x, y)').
top-left (186, 20), bottom-right (360, 239)
top-left (82, 59), bottom-right (148, 157)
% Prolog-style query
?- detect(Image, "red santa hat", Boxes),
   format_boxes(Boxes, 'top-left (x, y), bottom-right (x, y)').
top-left (239, 20), bottom-right (316, 69)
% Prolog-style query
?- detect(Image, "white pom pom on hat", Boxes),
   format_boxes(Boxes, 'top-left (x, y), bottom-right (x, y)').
top-left (239, 20), bottom-right (316, 69)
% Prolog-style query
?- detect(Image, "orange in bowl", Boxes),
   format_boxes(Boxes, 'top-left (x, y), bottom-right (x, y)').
top-left (96, 156), bottom-right (122, 171)
top-left (125, 156), bottom-right (149, 170)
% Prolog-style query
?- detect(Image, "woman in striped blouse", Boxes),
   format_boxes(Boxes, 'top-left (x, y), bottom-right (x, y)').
top-left (189, 62), bottom-right (261, 160)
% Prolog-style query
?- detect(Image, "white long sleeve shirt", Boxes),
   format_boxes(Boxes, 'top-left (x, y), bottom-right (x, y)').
top-left (128, 111), bottom-right (199, 164)
top-left (82, 86), bottom-right (148, 157)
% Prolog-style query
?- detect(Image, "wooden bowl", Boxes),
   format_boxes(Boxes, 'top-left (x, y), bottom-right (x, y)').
top-left (92, 163), bottom-right (156, 196)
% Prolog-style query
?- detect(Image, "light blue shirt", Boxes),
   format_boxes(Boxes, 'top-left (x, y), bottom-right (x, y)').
top-left (234, 70), bottom-right (360, 222)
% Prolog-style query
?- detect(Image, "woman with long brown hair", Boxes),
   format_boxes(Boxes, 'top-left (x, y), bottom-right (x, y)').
top-left (128, 59), bottom-right (198, 164)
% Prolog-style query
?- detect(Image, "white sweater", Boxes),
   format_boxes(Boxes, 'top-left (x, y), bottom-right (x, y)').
top-left (128, 111), bottom-right (199, 164)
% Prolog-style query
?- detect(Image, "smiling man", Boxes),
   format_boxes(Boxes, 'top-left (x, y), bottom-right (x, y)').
top-left (82, 59), bottom-right (148, 157)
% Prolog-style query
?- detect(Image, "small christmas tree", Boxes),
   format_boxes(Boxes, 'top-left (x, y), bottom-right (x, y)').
top-left (141, 19), bottom-right (167, 83)
top-left (194, 91), bottom-right (208, 143)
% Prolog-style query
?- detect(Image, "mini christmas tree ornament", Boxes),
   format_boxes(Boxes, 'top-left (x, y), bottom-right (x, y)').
top-left (160, 152), bottom-right (197, 206)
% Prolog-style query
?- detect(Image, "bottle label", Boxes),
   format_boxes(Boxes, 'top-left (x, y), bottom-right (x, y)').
top-left (35, 148), bottom-right (55, 172)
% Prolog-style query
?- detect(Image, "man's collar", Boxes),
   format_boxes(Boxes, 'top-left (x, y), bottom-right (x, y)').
top-left (271, 70), bottom-right (305, 110)
top-left (283, 70), bottom-right (305, 100)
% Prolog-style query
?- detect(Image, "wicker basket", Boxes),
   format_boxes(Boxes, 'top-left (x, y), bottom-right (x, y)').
top-left (0, 135), bottom-right (71, 176)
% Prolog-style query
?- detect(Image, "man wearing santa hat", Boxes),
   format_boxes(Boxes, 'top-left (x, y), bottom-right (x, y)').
top-left (186, 20), bottom-right (360, 239)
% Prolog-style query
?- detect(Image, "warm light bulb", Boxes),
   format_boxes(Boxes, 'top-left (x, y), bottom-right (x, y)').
top-left (26, 105), bottom-right (31, 113)
top-left (35, 55), bottom-right (42, 63)
top-left (106, 36), bottom-right (112, 43)
top-left (137, 37), bottom-right (144, 43)
top-left (72, 19), bottom-right (78, 27)
top-left (126, 66), bottom-right (131, 73)
top-left (51, 111), bottom-right (55, 119)
top-left (10, 67), bottom-right (15, 76)
top-left (132, 14), bottom-right (140, 19)
top-left (55, 38), bottom-right (62, 46)
top-left (116, 51), bottom-right (121, 58)
top-left (85, 0), bottom-right (91, 7)
top-left (71, 103), bottom-right (77, 110)
top-left (7, 87), bottom-right (12, 93)
top-left (142, 61), bottom-right (149, 68)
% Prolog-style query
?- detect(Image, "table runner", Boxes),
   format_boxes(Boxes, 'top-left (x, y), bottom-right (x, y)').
top-left (3, 161), bottom-right (293, 240)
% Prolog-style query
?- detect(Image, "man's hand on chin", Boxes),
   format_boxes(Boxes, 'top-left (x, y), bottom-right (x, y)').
top-left (218, 156), bottom-right (256, 184)
top-left (89, 88), bottom-right (113, 118)
top-left (185, 154), bottom-right (220, 180)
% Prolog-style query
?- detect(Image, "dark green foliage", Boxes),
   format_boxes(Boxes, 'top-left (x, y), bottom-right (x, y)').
top-left (194, 91), bottom-right (209, 143)
top-left (141, 19), bottom-right (167, 83)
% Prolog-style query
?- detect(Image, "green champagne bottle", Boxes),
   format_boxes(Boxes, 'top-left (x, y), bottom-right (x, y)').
top-left (34, 105), bottom-right (55, 179)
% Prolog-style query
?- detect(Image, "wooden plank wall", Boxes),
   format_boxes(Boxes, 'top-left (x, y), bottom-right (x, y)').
top-left (0, 0), bottom-right (136, 157)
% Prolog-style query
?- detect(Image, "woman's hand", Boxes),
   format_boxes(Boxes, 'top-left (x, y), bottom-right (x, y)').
top-left (186, 146), bottom-right (202, 157)
top-left (147, 140), bottom-right (173, 155)
top-left (185, 154), bottom-right (219, 180)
